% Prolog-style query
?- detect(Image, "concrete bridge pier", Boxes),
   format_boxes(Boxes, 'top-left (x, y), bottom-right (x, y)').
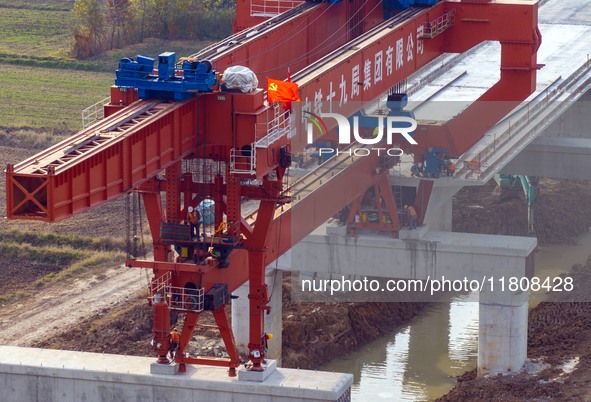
top-left (232, 268), bottom-right (283, 365)
top-left (478, 287), bottom-right (529, 376)
top-left (421, 182), bottom-right (462, 232)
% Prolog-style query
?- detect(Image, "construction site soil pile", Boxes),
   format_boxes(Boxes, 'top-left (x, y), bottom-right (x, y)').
top-left (453, 178), bottom-right (591, 244)
top-left (436, 261), bottom-right (591, 402)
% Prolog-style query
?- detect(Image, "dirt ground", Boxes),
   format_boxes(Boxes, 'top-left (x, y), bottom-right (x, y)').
top-left (436, 262), bottom-right (591, 402)
top-left (453, 178), bottom-right (591, 244)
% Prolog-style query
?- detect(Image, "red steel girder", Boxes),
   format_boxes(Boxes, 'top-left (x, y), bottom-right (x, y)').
top-left (291, 1), bottom-right (539, 154)
top-left (6, 99), bottom-right (197, 221)
top-left (233, 0), bottom-right (306, 32)
top-left (186, 1), bottom-right (386, 91)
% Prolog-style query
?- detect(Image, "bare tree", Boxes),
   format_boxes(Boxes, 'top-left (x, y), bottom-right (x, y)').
top-left (107, 0), bottom-right (131, 49)
top-left (72, 0), bottom-right (106, 58)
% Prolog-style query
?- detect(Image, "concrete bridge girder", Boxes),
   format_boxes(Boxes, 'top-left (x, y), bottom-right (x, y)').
top-left (502, 137), bottom-right (591, 180)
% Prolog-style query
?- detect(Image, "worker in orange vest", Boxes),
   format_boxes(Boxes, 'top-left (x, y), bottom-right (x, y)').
top-left (187, 206), bottom-right (200, 238)
top-left (169, 327), bottom-right (180, 360)
top-left (447, 162), bottom-right (456, 176)
top-left (404, 204), bottom-right (417, 229)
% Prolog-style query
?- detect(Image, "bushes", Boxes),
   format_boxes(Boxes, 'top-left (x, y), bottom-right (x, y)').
top-left (197, 8), bottom-right (235, 40)
top-left (71, 0), bottom-right (236, 59)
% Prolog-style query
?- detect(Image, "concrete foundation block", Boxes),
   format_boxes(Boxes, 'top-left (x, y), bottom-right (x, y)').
top-left (150, 362), bottom-right (179, 375)
top-left (238, 360), bottom-right (277, 382)
top-left (326, 224), bottom-right (347, 236)
top-left (398, 224), bottom-right (429, 239)
top-left (0, 347), bottom-right (351, 402)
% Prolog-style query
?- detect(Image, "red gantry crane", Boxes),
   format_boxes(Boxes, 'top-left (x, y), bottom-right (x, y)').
top-left (5, 0), bottom-right (540, 375)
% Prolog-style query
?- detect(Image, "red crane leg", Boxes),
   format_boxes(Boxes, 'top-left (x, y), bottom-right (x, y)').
top-left (212, 306), bottom-right (241, 377)
top-left (176, 311), bottom-right (200, 372)
top-left (165, 162), bottom-right (181, 222)
top-left (152, 297), bottom-right (171, 365)
top-left (414, 179), bottom-right (434, 225)
top-left (214, 175), bottom-right (225, 229)
top-left (247, 250), bottom-right (269, 370)
top-left (245, 199), bottom-right (276, 369)
top-left (345, 173), bottom-right (401, 236)
top-left (141, 191), bottom-right (169, 262)
top-left (225, 176), bottom-right (242, 240)
top-left (172, 308), bottom-right (239, 375)
top-left (377, 173), bottom-right (401, 234)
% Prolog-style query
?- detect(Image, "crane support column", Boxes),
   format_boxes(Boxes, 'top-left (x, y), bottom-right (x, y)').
top-left (232, 267), bottom-right (283, 364)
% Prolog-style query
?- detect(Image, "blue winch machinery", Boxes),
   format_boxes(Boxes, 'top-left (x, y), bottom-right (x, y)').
top-left (115, 52), bottom-right (217, 101)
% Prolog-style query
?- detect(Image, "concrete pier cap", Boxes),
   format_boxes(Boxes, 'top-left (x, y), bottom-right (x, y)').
top-left (0, 346), bottom-right (352, 402)
top-left (294, 223), bottom-right (537, 283)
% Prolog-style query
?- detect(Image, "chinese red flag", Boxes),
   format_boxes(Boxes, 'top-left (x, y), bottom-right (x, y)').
top-left (267, 78), bottom-right (300, 103)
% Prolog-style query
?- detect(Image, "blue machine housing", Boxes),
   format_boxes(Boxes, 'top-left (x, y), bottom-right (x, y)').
top-left (424, 147), bottom-right (450, 177)
top-left (115, 52), bottom-right (217, 101)
top-left (350, 93), bottom-right (416, 140)
top-left (383, 0), bottom-right (438, 18)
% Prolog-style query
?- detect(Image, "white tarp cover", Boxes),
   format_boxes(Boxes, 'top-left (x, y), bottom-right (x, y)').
top-left (222, 65), bottom-right (259, 93)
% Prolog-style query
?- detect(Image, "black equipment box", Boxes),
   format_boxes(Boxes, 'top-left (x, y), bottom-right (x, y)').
top-left (204, 283), bottom-right (230, 311)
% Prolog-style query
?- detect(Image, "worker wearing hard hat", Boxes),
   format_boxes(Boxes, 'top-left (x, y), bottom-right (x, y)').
top-left (169, 327), bottom-right (180, 360)
top-left (262, 332), bottom-right (273, 358)
top-left (410, 162), bottom-right (423, 177)
top-left (187, 206), bottom-right (200, 239)
top-left (404, 204), bottom-right (417, 230)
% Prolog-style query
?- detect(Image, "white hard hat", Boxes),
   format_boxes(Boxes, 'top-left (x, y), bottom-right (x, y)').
top-left (188, 206), bottom-right (194, 212)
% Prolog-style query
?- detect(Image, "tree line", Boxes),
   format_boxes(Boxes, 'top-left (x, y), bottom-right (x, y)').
top-left (72, 0), bottom-right (235, 58)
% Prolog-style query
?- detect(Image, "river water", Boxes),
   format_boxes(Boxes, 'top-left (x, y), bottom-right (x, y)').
top-left (321, 231), bottom-right (591, 401)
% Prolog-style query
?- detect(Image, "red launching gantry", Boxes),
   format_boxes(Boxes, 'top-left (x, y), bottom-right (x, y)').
top-left (5, 0), bottom-right (540, 375)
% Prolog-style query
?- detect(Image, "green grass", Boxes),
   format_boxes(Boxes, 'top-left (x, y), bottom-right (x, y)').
top-left (100, 39), bottom-right (215, 70)
top-left (0, 53), bottom-right (115, 72)
top-left (0, 7), bottom-right (72, 58)
top-left (31, 250), bottom-right (124, 287)
top-left (0, 1), bottom-right (72, 12)
top-left (0, 64), bottom-right (113, 131)
top-left (0, 128), bottom-right (65, 149)
top-left (0, 230), bottom-right (127, 252)
top-left (0, 231), bottom-right (126, 289)
top-left (0, 242), bottom-right (84, 266)
top-left (0, 292), bottom-right (25, 303)
top-left (0, 1), bottom-right (212, 132)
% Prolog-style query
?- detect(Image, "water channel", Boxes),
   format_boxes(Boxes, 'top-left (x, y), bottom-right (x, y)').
top-left (321, 231), bottom-right (591, 401)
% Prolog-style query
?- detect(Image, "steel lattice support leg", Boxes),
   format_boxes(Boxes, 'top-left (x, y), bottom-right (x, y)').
top-left (247, 250), bottom-right (269, 371)
top-left (245, 199), bottom-right (275, 371)
top-left (142, 188), bottom-right (174, 365)
top-left (176, 311), bottom-right (200, 372)
top-left (213, 306), bottom-right (241, 376)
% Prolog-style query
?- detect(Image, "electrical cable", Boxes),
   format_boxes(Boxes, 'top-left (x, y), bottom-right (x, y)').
top-left (254, 0), bottom-right (382, 76)
top-left (230, 2), bottom-right (338, 66)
